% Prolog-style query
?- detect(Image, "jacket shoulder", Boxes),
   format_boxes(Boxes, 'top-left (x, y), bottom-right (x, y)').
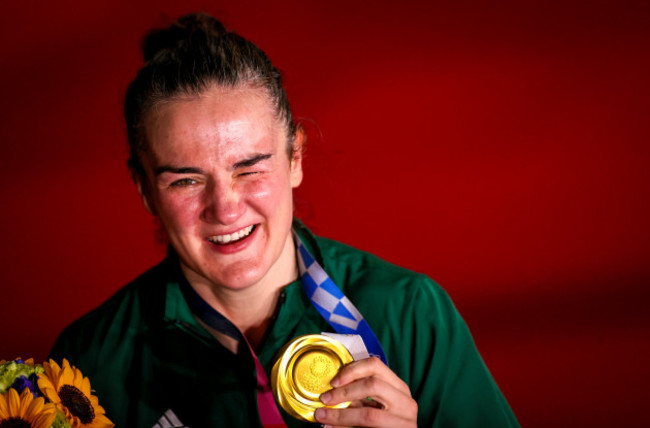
top-left (49, 260), bottom-right (169, 369)
top-left (314, 234), bottom-right (441, 295)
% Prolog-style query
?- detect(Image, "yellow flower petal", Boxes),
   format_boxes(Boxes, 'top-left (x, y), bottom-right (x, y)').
top-left (0, 387), bottom-right (55, 428)
top-left (17, 389), bottom-right (33, 418)
top-left (89, 395), bottom-right (100, 407)
top-left (37, 374), bottom-right (61, 405)
top-left (33, 409), bottom-right (57, 428)
top-left (0, 393), bottom-right (9, 418)
top-left (6, 388), bottom-right (21, 417)
top-left (71, 367), bottom-right (86, 392)
top-left (59, 367), bottom-right (74, 388)
top-left (80, 375), bottom-right (92, 396)
top-left (44, 360), bottom-right (62, 386)
top-left (70, 414), bottom-right (81, 426)
top-left (24, 394), bottom-right (44, 420)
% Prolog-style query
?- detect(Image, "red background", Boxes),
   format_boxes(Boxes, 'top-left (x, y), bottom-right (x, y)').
top-left (1, 1), bottom-right (649, 426)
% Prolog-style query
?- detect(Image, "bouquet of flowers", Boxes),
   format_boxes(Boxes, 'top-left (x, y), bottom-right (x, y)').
top-left (0, 358), bottom-right (113, 428)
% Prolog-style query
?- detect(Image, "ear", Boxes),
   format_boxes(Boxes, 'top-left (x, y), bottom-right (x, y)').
top-left (290, 128), bottom-right (304, 188)
top-left (134, 175), bottom-right (156, 215)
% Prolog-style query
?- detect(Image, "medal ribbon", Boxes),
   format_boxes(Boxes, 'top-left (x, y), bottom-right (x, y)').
top-left (179, 230), bottom-right (386, 427)
top-left (293, 231), bottom-right (388, 365)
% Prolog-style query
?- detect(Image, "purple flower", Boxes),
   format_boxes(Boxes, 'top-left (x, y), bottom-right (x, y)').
top-left (11, 374), bottom-right (41, 398)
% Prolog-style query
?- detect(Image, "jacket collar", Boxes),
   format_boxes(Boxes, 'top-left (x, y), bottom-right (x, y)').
top-left (157, 218), bottom-right (328, 349)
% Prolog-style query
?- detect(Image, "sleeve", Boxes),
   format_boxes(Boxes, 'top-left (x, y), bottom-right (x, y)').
top-left (49, 316), bottom-right (101, 374)
top-left (47, 305), bottom-right (140, 428)
top-left (404, 276), bottom-right (520, 428)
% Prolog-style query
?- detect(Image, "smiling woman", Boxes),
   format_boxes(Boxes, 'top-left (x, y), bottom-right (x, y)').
top-left (48, 12), bottom-right (519, 428)
top-left (140, 86), bottom-right (302, 304)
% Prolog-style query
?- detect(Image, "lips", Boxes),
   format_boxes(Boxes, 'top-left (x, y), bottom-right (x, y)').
top-left (207, 225), bottom-right (256, 245)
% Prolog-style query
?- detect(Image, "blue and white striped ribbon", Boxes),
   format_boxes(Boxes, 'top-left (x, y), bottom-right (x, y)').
top-left (293, 231), bottom-right (388, 365)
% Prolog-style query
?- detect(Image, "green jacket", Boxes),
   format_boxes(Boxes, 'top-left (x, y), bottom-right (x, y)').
top-left (51, 220), bottom-right (519, 427)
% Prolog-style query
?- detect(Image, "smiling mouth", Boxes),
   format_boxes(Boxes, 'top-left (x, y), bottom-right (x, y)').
top-left (207, 225), bottom-right (256, 245)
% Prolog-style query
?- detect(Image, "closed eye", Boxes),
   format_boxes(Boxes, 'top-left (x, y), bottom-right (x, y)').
top-left (232, 153), bottom-right (272, 178)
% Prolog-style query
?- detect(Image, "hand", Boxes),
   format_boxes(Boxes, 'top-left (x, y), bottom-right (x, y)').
top-left (314, 357), bottom-right (418, 427)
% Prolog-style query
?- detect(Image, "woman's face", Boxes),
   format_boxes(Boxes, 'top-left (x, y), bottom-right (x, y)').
top-left (138, 85), bottom-right (303, 292)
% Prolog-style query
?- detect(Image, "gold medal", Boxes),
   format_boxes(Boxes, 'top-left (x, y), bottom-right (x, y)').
top-left (271, 334), bottom-right (354, 421)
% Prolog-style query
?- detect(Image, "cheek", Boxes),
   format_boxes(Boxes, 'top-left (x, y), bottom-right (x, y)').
top-left (243, 174), bottom-right (293, 209)
top-left (156, 194), bottom-right (203, 229)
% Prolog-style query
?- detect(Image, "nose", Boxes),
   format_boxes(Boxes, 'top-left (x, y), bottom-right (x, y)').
top-left (201, 179), bottom-right (245, 224)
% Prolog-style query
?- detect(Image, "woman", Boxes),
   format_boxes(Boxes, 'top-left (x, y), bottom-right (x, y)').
top-left (51, 12), bottom-right (518, 427)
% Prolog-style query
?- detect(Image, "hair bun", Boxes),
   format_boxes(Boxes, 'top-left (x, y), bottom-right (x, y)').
top-left (142, 12), bottom-right (227, 62)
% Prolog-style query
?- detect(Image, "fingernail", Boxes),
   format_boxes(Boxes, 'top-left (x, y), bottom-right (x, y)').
top-left (314, 408), bottom-right (326, 421)
top-left (320, 391), bottom-right (332, 404)
top-left (330, 376), bottom-right (340, 387)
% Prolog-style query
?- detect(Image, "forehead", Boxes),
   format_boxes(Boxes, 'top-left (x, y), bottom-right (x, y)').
top-left (144, 85), bottom-right (285, 165)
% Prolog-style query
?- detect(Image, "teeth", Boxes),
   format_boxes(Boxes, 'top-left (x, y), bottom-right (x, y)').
top-left (209, 225), bottom-right (254, 244)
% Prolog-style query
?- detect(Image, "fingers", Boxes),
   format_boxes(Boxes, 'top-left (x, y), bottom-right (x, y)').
top-left (331, 357), bottom-right (411, 397)
top-left (321, 375), bottom-right (409, 412)
top-left (315, 405), bottom-right (417, 428)
top-left (314, 357), bottom-right (418, 427)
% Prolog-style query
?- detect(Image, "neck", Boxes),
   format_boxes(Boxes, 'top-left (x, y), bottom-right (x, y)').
top-left (182, 233), bottom-right (298, 352)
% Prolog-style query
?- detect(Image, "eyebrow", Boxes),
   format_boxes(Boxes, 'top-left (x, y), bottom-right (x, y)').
top-left (232, 153), bottom-right (273, 169)
top-left (154, 153), bottom-right (273, 176)
top-left (155, 166), bottom-right (204, 176)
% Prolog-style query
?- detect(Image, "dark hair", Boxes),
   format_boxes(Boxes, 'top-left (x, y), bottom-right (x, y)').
top-left (124, 12), bottom-right (297, 179)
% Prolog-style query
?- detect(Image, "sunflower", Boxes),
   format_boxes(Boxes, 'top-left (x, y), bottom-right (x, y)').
top-left (37, 360), bottom-right (113, 428)
top-left (0, 387), bottom-right (56, 428)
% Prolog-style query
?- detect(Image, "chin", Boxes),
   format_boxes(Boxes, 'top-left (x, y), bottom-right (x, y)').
top-left (207, 261), bottom-right (268, 290)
